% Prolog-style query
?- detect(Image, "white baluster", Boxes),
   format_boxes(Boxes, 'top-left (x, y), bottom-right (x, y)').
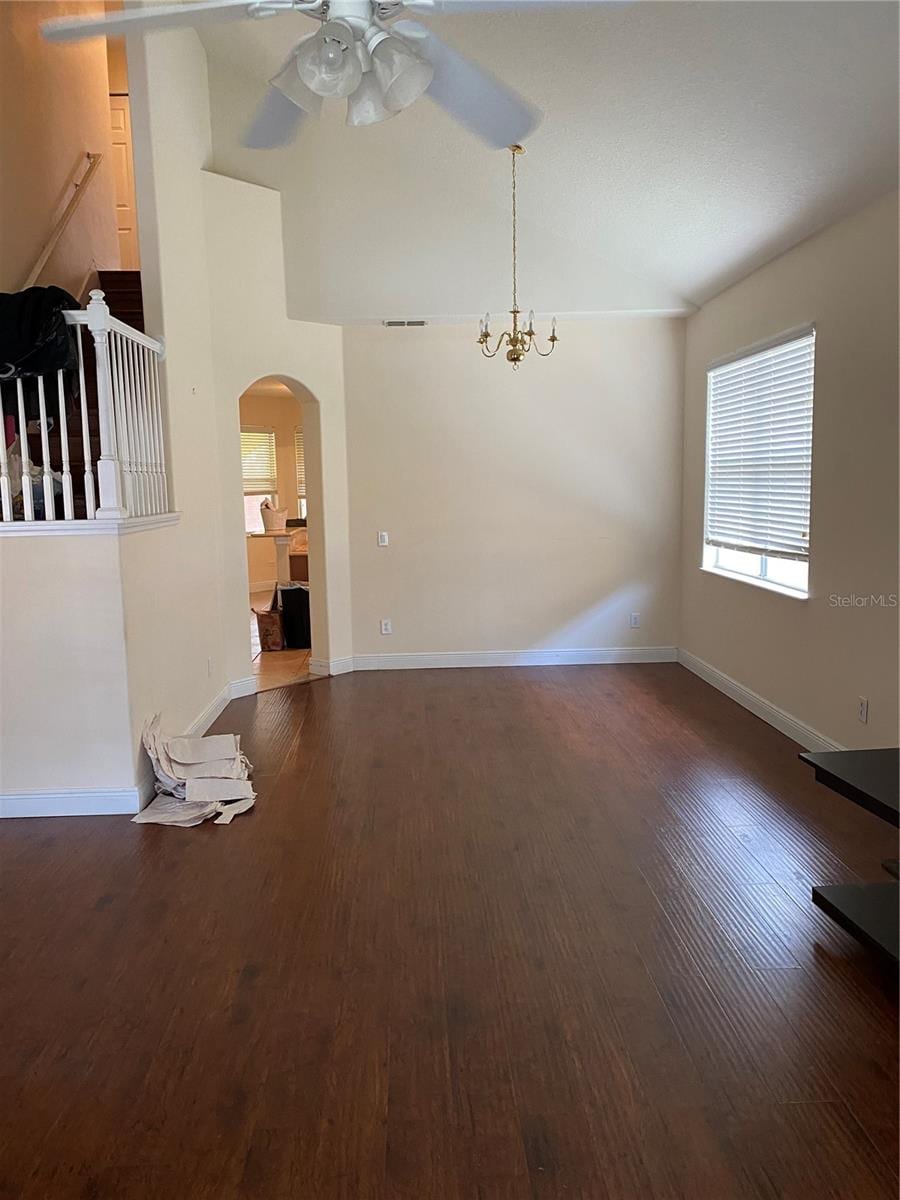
top-left (151, 353), bottom-right (168, 513)
top-left (140, 347), bottom-right (157, 514)
top-left (130, 339), bottom-right (149, 516)
top-left (122, 336), bottom-right (142, 516)
top-left (0, 384), bottom-right (12, 521)
top-left (15, 379), bottom-right (34, 521)
top-left (145, 348), bottom-right (161, 514)
top-left (113, 333), bottom-right (131, 514)
top-left (36, 376), bottom-right (56, 520)
top-left (111, 332), bottom-right (133, 514)
top-left (75, 325), bottom-right (96, 518)
top-left (151, 351), bottom-right (164, 513)
top-left (86, 289), bottom-right (126, 519)
top-left (56, 369), bottom-right (74, 520)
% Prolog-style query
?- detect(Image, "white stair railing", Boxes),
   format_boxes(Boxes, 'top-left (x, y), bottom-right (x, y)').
top-left (0, 290), bottom-right (167, 525)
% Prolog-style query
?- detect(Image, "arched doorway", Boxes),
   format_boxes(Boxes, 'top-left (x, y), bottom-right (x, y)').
top-left (237, 374), bottom-right (324, 692)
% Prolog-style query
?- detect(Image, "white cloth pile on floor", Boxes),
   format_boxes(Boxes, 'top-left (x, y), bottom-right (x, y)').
top-left (135, 714), bottom-right (256, 827)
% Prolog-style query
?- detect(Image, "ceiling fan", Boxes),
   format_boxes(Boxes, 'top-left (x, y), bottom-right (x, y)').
top-left (43, 0), bottom-right (614, 150)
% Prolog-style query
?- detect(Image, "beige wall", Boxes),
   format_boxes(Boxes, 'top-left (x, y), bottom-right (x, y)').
top-left (118, 27), bottom-right (352, 782)
top-left (2, 22), bottom-right (894, 806)
top-left (344, 319), bottom-right (684, 659)
top-left (0, 535), bottom-right (133, 793)
top-left (681, 191), bottom-right (899, 748)
top-left (200, 169), bottom-right (353, 679)
top-left (0, 28), bottom-right (344, 799)
top-left (0, 1), bottom-right (119, 295)
top-left (240, 383), bottom-right (303, 589)
top-left (121, 29), bottom-right (232, 769)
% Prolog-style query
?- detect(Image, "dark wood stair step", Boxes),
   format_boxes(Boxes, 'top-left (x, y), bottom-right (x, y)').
top-left (98, 269), bottom-right (141, 290)
top-left (97, 270), bottom-right (144, 331)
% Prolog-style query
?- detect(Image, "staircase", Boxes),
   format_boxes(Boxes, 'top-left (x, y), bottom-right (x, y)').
top-left (98, 269), bottom-right (145, 333)
top-left (24, 272), bottom-right (145, 517)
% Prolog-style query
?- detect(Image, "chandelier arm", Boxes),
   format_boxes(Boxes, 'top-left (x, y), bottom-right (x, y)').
top-left (480, 334), bottom-right (507, 358)
top-left (531, 337), bottom-right (558, 358)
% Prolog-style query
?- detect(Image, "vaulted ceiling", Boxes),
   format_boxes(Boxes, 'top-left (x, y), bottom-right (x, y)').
top-left (200, 1), bottom-right (898, 325)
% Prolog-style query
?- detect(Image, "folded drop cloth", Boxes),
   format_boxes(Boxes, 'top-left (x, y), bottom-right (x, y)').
top-left (137, 714), bottom-right (256, 827)
top-left (166, 734), bottom-right (244, 764)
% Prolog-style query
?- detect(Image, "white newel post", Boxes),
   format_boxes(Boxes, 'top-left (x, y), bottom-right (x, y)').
top-left (86, 290), bottom-right (127, 519)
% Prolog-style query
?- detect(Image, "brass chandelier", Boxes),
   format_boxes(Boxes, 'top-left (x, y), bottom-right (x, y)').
top-left (477, 144), bottom-right (559, 369)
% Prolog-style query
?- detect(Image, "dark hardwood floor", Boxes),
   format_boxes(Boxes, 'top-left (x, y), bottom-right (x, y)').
top-left (1, 664), bottom-right (897, 1199)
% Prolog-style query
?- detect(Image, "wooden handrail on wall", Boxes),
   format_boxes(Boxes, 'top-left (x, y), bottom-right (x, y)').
top-left (21, 152), bottom-right (103, 290)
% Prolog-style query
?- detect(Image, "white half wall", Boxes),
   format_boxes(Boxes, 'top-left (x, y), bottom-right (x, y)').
top-left (0, 534), bottom-right (133, 793)
top-left (681, 191), bottom-right (899, 749)
top-left (343, 319), bottom-right (684, 659)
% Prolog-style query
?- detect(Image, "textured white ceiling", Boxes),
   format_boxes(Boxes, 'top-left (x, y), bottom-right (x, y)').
top-left (201, 1), bottom-right (898, 323)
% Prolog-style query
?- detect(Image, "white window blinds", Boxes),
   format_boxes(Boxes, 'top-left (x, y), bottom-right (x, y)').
top-left (240, 429), bottom-right (277, 494)
top-left (705, 330), bottom-right (815, 562)
top-left (294, 428), bottom-right (306, 498)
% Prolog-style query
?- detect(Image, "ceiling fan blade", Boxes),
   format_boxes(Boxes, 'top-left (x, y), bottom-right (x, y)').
top-left (42, 0), bottom-right (286, 43)
top-left (403, 0), bottom-right (623, 11)
top-left (393, 19), bottom-right (540, 148)
top-left (243, 86), bottom-right (306, 148)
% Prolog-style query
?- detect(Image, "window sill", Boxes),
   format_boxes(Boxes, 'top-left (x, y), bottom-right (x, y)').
top-left (700, 565), bottom-right (808, 601)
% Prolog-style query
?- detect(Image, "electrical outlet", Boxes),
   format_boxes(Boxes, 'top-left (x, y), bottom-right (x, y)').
top-left (380, 618), bottom-right (392, 635)
top-left (857, 696), bottom-right (869, 724)
top-left (377, 531), bottom-right (390, 547)
top-left (207, 656), bottom-right (213, 677)
top-left (629, 612), bottom-right (641, 629)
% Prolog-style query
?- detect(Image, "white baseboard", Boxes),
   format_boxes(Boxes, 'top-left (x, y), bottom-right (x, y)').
top-left (0, 788), bottom-right (141, 819)
top-left (310, 656), bottom-right (354, 676)
top-left (677, 649), bottom-right (842, 752)
top-left (1, 653), bottom-right (839, 818)
top-left (353, 646), bottom-right (678, 671)
top-left (183, 684), bottom-right (231, 736)
top-left (183, 676), bottom-right (259, 736)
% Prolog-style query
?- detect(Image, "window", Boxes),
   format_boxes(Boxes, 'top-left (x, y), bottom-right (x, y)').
top-left (294, 428), bottom-right (307, 521)
top-left (703, 328), bottom-right (815, 597)
top-left (241, 427), bottom-right (277, 534)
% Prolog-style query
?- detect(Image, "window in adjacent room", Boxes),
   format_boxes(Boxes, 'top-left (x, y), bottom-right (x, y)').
top-left (294, 427), bottom-right (307, 521)
top-left (241, 427), bottom-right (277, 534)
top-left (703, 328), bottom-right (815, 597)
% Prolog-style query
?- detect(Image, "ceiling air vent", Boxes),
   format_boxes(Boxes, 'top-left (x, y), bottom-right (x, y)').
top-left (382, 319), bottom-right (428, 327)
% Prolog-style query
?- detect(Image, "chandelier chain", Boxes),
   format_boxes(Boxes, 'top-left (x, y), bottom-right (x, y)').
top-left (475, 143), bottom-right (557, 368)
top-left (511, 146), bottom-right (518, 314)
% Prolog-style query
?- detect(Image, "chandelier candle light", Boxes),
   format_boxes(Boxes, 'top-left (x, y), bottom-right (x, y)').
top-left (478, 145), bottom-right (558, 369)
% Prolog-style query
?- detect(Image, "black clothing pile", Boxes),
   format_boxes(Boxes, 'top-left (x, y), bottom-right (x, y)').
top-left (0, 286), bottom-right (80, 422)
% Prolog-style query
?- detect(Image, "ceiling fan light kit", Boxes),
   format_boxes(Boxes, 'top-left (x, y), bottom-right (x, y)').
top-left (270, 50), bottom-right (324, 116)
top-left (478, 145), bottom-right (558, 370)
top-left (346, 63), bottom-right (398, 126)
top-left (366, 28), bottom-right (434, 112)
top-left (294, 20), bottom-right (362, 97)
top-left (40, 0), bottom-right (557, 150)
top-left (41, 0), bottom-right (567, 363)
